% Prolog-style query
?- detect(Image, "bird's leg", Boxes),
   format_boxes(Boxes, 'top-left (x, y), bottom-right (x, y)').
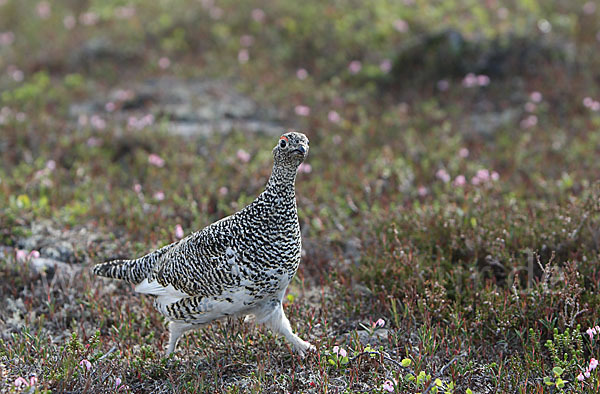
top-left (264, 302), bottom-right (315, 357)
top-left (166, 321), bottom-right (195, 355)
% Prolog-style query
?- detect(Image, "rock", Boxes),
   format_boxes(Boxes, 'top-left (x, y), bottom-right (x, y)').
top-left (341, 329), bottom-right (389, 346)
top-left (15, 220), bottom-right (112, 265)
top-left (343, 237), bottom-right (362, 265)
top-left (70, 78), bottom-right (285, 137)
top-left (390, 29), bottom-right (570, 84)
top-left (462, 109), bottom-right (520, 139)
top-left (29, 257), bottom-right (80, 277)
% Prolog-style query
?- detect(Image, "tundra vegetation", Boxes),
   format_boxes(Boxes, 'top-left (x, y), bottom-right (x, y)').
top-left (1, 0), bottom-right (600, 392)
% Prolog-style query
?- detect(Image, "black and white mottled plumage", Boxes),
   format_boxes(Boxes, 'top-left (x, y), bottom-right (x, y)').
top-left (93, 131), bottom-right (314, 356)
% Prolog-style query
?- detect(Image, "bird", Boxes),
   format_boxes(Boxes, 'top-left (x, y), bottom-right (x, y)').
top-left (93, 131), bottom-right (314, 356)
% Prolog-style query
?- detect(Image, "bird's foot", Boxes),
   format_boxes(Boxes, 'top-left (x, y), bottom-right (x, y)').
top-left (294, 339), bottom-right (316, 358)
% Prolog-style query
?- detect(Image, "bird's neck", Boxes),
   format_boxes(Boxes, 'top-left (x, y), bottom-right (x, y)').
top-left (263, 163), bottom-right (297, 200)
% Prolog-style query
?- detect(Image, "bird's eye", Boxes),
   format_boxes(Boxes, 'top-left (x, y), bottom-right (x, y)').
top-left (279, 139), bottom-right (287, 148)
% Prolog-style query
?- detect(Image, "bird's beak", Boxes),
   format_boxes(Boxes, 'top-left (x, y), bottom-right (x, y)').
top-left (293, 145), bottom-right (307, 156)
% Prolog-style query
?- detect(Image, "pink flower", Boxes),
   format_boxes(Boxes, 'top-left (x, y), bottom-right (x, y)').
top-left (583, 1), bottom-right (596, 14)
top-left (436, 169), bottom-right (450, 183)
top-left (114, 89), bottom-right (134, 101)
top-left (520, 115), bottom-right (538, 129)
top-left (46, 160), bottom-right (56, 170)
top-left (153, 191), bottom-right (165, 201)
top-left (105, 101), bottom-right (116, 112)
top-left (158, 57), bottom-right (171, 69)
top-left (374, 318), bottom-right (385, 328)
top-left (29, 376), bottom-right (37, 386)
top-left (491, 171), bottom-right (499, 181)
top-left (437, 79), bottom-right (449, 91)
top-left (16, 249), bottom-right (28, 262)
top-left (114, 377), bottom-right (123, 389)
top-left (476, 169), bottom-right (490, 182)
top-left (417, 186), bottom-right (428, 197)
top-left (348, 60), bottom-right (362, 74)
top-left (327, 110), bottom-right (341, 123)
top-left (583, 97), bottom-right (594, 108)
top-left (382, 379), bottom-right (395, 392)
top-left (393, 19), bottom-right (409, 33)
top-left (127, 114), bottom-right (155, 130)
top-left (459, 148), bottom-right (469, 158)
top-left (379, 59), bottom-right (392, 73)
top-left (462, 73), bottom-right (478, 88)
top-left (298, 163), bottom-right (312, 174)
top-left (79, 12), bottom-right (99, 26)
top-left (148, 154), bottom-right (165, 168)
top-left (9, 67), bottom-right (24, 82)
top-left (590, 358), bottom-right (598, 370)
top-left (238, 49), bottom-right (249, 64)
top-left (80, 359), bottom-right (92, 371)
top-left (477, 75), bottom-right (490, 86)
top-left (453, 175), bottom-right (466, 187)
top-left (462, 73), bottom-right (490, 87)
top-left (90, 115), bottom-right (106, 130)
top-left (294, 105), bottom-right (310, 117)
top-left (174, 224), bottom-right (184, 239)
top-left (585, 370), bottom-right (591, 378)
top-left (218, 186), bottom-right (228, 196)
top-left (0, 31), bottom-right (14, 46)
top-left (87, 137), bottom-right (101, 147)
top-left (332, 346), bottom-right (347, 358)
top-left (236, 149), bottom-right (251, 163)
top-left (524, 102), bottom-right (536, 112)
top-left (251, 8), bottom-right (265, 23)
top-left (14, 377), bottom-right (29, 387)
top-left (133, 183), bottom-right (142, 193)
top-left (63, 15), bottom-right (76, 29)
top-left (577, 372), bottom-right (584, 381)
top-left (36, 1), bottom-right (51, 19)
top-left (530, 91), bottom-right (542, 103)
top-left (240, 35), bottom-right (254, 47)
top-left (29, 250), bottom-right (40, 259)
top-left (296, 68), bottom-right (308, 80)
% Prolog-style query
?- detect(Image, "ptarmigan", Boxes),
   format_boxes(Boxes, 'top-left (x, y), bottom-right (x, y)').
top-left (93, 131), bottom-right (314, 356)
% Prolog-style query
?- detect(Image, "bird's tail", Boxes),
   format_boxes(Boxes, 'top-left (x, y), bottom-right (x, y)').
top-left (93, 258), bottom-right (146, 284)
top-left (93, 242), bottom-right (176, 284)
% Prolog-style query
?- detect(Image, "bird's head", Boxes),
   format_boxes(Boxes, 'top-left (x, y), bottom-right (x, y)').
top-left (273, 131), bottom-right (309, 168)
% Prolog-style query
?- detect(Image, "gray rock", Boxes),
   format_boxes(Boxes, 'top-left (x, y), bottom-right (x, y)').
top-left (70, 78), bottom-right (285, 137)
top-left (29, 257), bottom-right (80, 277)
top-left (463, 108), bottom-right (520, 138)
top-left (341, 328), bottom-right (389, 346)
top-left (16, 220), bottom-right (111, 264)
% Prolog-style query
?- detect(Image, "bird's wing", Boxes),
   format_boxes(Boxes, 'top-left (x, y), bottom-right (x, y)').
top-left (134, 215), bottom-right (243, 306)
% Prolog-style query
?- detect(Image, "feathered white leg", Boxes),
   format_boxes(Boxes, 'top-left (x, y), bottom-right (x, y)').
top-left (263, 303), bottom-right (315, 357)
top-left (166, 321), bottom-right (195, 355)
